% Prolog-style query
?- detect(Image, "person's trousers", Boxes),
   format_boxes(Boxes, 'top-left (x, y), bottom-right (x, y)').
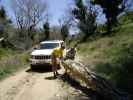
top-left (51, 55), bottom-right (58, 76)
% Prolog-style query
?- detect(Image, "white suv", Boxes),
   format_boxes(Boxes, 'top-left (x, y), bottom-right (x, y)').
top-left (29, 40), bottom-right (65, 69)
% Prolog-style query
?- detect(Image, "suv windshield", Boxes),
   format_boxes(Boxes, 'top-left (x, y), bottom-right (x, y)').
top-left (40, 43), bottom-right (59, 49)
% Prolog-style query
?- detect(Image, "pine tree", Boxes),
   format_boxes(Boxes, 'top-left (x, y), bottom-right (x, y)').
top-left (43, 21), bottom-right (50, 40)
top-left (72, 0), bottom-right (96, 41)
top-left (61, 24), bottom-right (69, 40)
top-left (91, 0), bottom-right (125, 34)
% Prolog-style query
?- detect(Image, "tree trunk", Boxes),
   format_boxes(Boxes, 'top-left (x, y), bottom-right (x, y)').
top-left (62, 60), bottom-right (130, 100)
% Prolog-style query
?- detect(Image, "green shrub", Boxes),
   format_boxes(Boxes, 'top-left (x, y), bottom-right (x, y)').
top-left (93, 44), bottom-right (133, 93)
top-left (0, 50), bottom-right (29, 80)
top-left (78, 23), bottom-right (133, 95)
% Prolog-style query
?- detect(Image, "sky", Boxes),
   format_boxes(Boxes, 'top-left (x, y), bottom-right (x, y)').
top-left (0, 0), bottom-right (73, 26)
top-left (46, 0), bottom-right (73, 26)
top-left (0, 0), bottom-right (132, 34)
top-left (0, 0), bottom-right (105, 25)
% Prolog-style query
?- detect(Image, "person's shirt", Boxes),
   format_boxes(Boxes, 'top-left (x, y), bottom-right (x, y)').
top-left (52, 48), bottom-right (64, 58)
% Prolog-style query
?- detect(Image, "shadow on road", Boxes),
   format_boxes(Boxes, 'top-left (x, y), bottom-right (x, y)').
top-left (45, 74), bottom-right (62, 80)
top-left (59, 74), bottom-right (108, 100)
top-left (45, 76), bottom-right (57, 80)
top-left (25, 65), bottom-right (52, 73)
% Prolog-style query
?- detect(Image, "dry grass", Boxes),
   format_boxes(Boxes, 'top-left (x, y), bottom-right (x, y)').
top-left (0, 50), bottom-right (29, 80)
top-left (75, 24), bottom-right (133, 93)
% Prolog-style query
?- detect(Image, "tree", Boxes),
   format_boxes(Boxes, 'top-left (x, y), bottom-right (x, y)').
top-left (72, 0), bottom-right (96, 41)
top-left (0, 6), bottom-right (16, 48)
top-left (0, 6), bottom-right (6, 18)
top-left (0, 6), bottom-right (6, 37)
top-left (12, 0), bottom-right (47, 40)
top-left (91, 0), bottom-right (125, 34)
top-left (59, 8), bottom-right (74, 41)
top-left (61, 24), bottom-right (69, 41)
top-left (43, 21), bottom-right (50, 40)
top-left (50, 26), bottom-right (62, 40)
top-left (0, 6), bottom-right (13, 38)
top-left (59, 17), bottom-right (71, 41)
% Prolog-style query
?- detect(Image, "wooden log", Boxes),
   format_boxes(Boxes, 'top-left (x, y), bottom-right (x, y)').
top-left (62, 60), bottom-right (96, 91)
top-left (62, 60), bottom-right (129, 100)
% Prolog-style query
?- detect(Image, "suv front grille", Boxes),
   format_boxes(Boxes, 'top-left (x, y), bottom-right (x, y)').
top-left (34, 55), bottom-right (51, 59)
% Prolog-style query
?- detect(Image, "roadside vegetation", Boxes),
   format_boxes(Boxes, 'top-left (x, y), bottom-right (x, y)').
top-left (0, 49), bottom-right (30, 80)
top-left (0, 0), bottom-right (132, 99)
top-left (69, 12), bottom-right (133, 96)
top-left (0, 48), bottom-right (15, 59)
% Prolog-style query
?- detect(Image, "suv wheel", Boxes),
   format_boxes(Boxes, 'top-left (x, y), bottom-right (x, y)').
top-left (30, 64), bottom-right (36, 70)
top-left (57, 64), bottom-right (61, 69)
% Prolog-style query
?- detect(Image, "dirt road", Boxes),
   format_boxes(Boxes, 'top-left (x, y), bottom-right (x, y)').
top-left (0, 67), bottom-right (66, 100)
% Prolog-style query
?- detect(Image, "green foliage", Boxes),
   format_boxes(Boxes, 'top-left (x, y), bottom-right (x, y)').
top-left (91, 0), bottom-right (125, 34)
top-left (0, 50), bottom-right (29, 80)
top-left (0, 6), bottom-right (18, 49)
top-left (72, 0), bottom-right (96, 41)
top-left (78, 24), bottom-right (133, 94)
top-left (119, 11), bottom-right (133, 25)
top-left (0, 48), bottom-right (15, 59)
top-left (43, 21), bottom-right (50, 41)
top-left (61, 24), bottom-right (69, 40)
top-left (94, 45), bottom-right (133, 93)
top-left (0, 6), bottom-right (6, 19)
top-left (19, 51), bottom-right (30, 65)
top-left (0, 7), bottom-right (8, 37)
top-left (0, 6), bottom-right (42, 50)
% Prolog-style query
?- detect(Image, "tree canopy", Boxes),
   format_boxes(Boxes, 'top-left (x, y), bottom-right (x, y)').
top-left (72, 0), bottom-right (96, 41)
top-left (91, 0), bottom-right (125, 34)
top-left (43, 21), bottom-right (50, 40)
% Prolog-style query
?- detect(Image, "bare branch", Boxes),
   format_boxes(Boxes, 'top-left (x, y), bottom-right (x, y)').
top-left (11, 0), bottom-right (47, 30)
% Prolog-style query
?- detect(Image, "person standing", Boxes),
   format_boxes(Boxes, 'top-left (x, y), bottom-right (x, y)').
top-left (51, 45), bottom-right (65, 78)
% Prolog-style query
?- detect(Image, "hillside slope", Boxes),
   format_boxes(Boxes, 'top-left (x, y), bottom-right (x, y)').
top-left (77, 22), bottom-right (133, 94)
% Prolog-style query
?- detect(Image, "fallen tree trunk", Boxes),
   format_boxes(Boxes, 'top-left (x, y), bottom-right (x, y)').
top-left (62, 60), bottom-right (129, 100)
